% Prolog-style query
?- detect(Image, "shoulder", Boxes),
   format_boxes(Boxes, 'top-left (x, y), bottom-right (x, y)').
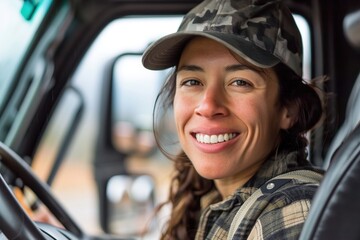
top-left (231, 170), bottom-right (322, 239)
top-left (263, 178), bottom-right (320, 204)
top-left (249, 178), bottom-right (320, 221)
top-left (248, 168), bottom-right (322, 215)
top-left (248, 197), bottom-right (312, 240)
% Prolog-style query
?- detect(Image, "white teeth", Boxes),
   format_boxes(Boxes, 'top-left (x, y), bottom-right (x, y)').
top-left (195, 133), bottom-right (236, 144)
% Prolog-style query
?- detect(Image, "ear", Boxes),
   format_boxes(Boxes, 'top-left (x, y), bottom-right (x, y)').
top-left (279, 104), bottom-right (298, 130)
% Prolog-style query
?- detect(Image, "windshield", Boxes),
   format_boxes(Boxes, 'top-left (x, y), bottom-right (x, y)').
top-left (0, 0), bottom-right (52, 108)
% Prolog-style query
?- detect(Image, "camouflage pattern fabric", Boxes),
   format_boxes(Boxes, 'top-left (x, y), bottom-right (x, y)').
top-left (142, 0), bottom-right (303, 77)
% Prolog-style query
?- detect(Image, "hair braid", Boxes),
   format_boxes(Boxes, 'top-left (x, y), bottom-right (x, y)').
top-left (159, 151), bottom-right (214, 239)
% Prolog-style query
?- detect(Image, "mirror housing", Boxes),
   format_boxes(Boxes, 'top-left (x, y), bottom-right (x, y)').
top-left (105, 174), bottom-right (156, 236)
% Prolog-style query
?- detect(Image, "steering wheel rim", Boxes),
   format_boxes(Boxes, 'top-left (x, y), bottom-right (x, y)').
top-left (0, 174), bottom-right (47, 239)
top-left (0, 141), bottom-right (84, 239)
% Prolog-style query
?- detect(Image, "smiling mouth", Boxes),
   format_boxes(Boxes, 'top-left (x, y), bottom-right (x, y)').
top-left (195, 133), bottom-right (238, 144)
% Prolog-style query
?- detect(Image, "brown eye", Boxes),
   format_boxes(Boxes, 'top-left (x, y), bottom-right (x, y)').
top-left (231, 79), bottom-right (252, 87)
top-left (182, 79), bottom-right (201, 86)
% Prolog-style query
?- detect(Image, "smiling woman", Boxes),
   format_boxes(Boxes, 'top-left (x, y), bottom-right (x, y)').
top-left (142, 0), bottom-right (324, 239)
top-left (0, 0), bottom-right (359, 239)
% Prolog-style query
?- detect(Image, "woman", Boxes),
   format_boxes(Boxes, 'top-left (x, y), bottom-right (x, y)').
top-left (142, 0), bottom-right (323, 239)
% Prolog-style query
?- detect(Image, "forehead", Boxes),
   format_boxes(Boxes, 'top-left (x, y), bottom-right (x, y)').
top-left (179, 37), bottom-right (276, 76)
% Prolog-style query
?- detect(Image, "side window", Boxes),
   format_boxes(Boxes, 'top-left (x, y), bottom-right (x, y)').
top-left (32, 16), bottom-right (182, 236)
top-left (294, 14), bottom-right (312, 80)
top-left (0, 0), bottom-right (52, 109)
top-left (32, 88), bottom-right (84, 183)
top-left (293, 14), bottom-right (318, 162)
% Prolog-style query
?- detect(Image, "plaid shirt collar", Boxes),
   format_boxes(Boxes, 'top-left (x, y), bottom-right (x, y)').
top-left (196, 150), bottom-right (318, 240)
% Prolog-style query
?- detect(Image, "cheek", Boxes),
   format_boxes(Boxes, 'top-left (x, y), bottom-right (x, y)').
top-left (234, 97), bottom-right (264, 121)
top-left (234, 96), bottom-right (281, 131)
top-left (173, 93), bottom-right (193, 128)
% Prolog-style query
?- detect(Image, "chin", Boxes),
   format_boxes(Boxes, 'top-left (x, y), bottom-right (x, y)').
top-left (195, 166), bottom-right (228, 180)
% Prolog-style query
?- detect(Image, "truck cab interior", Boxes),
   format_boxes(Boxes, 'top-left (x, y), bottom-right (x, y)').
top-left (0, 0), bottom-right (359, 239)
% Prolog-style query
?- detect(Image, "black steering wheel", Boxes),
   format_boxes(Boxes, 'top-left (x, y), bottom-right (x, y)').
top-left (0, 141), bottom-right (84, 240)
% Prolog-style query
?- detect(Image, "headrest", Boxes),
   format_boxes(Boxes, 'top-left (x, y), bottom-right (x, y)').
top-left (344, 9), bottom-right (360, 49)
top-left (323, 9), bottom-right (360, 169)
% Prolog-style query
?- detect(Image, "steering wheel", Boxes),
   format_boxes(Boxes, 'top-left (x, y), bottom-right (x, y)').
top-left (0, 141), bottom-right (84, 240)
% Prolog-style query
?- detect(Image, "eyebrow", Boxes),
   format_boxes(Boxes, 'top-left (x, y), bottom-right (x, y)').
top-left (225, 64), bottom-right (253, 72)
top-left (176, 65), bottom-right (204, 73)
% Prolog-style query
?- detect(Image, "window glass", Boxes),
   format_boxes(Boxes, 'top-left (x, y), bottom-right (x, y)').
top-left (294, 14), bottom-right (312, 80)
top-left (33, 16), bottom-right (183, 236)
top-left (0, 0), bottom-right (52, 107)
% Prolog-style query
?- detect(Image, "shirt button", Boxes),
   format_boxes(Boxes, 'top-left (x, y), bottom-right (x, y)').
top-left (266, 182), bottom-right (275, 190)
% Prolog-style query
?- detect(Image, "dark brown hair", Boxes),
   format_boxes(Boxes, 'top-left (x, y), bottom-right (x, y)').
top-left (152, 63), bottom-right (323, 239)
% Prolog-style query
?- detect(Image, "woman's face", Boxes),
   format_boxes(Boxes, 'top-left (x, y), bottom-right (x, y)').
top-left (173, 37), bottom-right (293, 190)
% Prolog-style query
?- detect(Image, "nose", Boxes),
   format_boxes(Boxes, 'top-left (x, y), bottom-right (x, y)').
top-left (194, 86), bottom-right (228, 118)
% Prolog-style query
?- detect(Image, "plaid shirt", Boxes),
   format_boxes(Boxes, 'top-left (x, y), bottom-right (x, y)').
top-left (195, 151), bottom-right (322, 240)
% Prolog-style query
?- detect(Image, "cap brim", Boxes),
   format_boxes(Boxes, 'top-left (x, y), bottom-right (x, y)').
top-left (142, 31), bottom-right (280, 70)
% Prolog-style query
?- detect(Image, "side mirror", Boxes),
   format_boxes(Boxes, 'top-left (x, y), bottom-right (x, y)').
top-left (111, 53), bottom-right (168, 157)
top-left (96, 51), bottom-right (176, 236)
top-left (106, 174), bottom-right (156, 236)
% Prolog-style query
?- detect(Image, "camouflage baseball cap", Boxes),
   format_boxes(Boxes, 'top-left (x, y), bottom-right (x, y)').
top-left (142, 0), bottom-right (303, 77)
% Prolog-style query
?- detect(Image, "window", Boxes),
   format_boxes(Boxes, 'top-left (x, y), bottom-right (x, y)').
top-left (294, 14), bottom-right (312, 80)
top-left (0, 0), bottom-right (52, 108)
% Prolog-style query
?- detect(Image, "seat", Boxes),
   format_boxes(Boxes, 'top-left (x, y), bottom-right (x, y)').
top-left (299, 9), bottom-right (360, 240)
top-left (299, 124), bottom-right (360, 240)
top-left (323, 9), bottom-right (360, 169)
